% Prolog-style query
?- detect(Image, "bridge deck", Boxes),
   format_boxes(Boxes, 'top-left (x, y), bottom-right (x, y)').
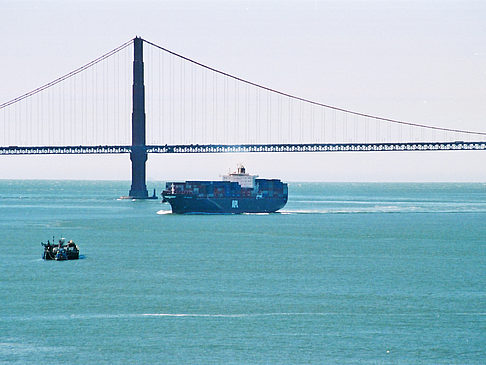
top-left (1, 142), bottom-right (485, 155)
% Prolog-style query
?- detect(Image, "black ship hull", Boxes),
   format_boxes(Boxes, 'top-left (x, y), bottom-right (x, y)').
top-left (164, 195), bottom-right (287, 214)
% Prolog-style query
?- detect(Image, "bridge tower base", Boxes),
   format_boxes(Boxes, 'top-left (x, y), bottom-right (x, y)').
top-left (128, 146), bottom-right (149, 199)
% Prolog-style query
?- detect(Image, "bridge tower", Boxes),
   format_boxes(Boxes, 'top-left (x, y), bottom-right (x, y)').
top-left (128, 37), bottom-right (150, 199)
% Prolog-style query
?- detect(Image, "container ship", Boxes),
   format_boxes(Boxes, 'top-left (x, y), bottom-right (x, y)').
top-left (161, 165), bottom-right (288, 214)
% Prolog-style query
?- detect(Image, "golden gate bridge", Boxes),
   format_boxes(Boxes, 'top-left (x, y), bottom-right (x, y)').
top-left (1, 37), bottom-right (485, 198)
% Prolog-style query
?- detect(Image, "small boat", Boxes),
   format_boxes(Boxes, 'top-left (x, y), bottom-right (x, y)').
top-left (42, 238), bottom-right (80, 261)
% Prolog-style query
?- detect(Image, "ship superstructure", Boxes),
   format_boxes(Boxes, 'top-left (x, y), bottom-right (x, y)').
top-left (222, 164), bottom-right (257, 188)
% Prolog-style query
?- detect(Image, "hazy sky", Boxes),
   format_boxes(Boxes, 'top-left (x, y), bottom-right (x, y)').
top-left (1, 0), bottom-right (485, 182)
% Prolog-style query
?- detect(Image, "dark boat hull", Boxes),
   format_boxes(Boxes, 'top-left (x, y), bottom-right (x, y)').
top-left (42, 247), bottom-right (79, 260)
top-left (164, 195), bottom-right (287, 214)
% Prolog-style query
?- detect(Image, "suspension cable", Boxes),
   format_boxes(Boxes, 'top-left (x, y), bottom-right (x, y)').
top-left (143, 38), bottom-right (486, 137)
top-left (0, 39), bottom-right (134, 110)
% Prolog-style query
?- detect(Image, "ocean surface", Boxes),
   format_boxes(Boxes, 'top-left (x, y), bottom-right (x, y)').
top-left (0, 181), bottom-right (485, 364)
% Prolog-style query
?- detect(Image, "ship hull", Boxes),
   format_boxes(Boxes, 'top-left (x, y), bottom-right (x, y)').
top-left (164, 195), bottom-right (287, 214)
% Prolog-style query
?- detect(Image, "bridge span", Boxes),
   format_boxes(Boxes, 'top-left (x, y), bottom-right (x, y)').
top-left (1, 37), bottom-right (485, 197)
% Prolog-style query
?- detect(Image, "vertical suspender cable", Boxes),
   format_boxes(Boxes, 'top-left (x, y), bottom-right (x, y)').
top-left (212, 73), bottom-right (216, 144)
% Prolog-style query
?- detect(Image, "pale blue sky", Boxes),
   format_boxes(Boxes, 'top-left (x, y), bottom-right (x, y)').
top-left (1, 0), bottom-right (485, 181)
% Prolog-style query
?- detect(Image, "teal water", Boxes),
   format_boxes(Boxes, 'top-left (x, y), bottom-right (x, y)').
top-left (1, 181), bottom-right (485, 364)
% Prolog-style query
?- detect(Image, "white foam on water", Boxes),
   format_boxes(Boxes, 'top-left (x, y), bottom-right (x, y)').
top-left (143, 313), bottom-right (248, 318)
top-left (3, 312), bottom-right (485, 323)
top-left (279, 209), bottom-right (328, 214)
top-left (142, 311), bottom-right (486, 318)
top-left (142, 312), bottom-right (359, 318)
top-left (156, 210), bottom-right (172, 215)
